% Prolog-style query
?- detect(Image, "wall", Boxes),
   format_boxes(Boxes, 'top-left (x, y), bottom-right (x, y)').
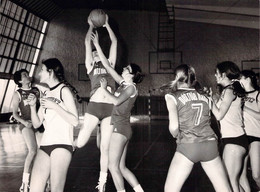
top-left (37, 9), bottom-right (259, 98)
top-left (175, 21), bottom-right (259, 90)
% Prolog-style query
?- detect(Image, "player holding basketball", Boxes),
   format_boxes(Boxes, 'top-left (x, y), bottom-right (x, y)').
top-left (76, 13), bottom-right (117, 192)
top-left (239, 70), bottom-right (260, 191)
top-left (164, 64), bottom-right (231, 192)
top-left (210, 61), bottom-right (248, 192)
top-left (12, 69), bottom-right (41, 192)
top-left (91, 30), bottom-right (145, 192)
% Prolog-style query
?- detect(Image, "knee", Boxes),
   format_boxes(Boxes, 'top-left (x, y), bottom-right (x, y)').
top-left (119, 164), bottom-right (127, 174)
top-left (108, 162), bottom-right (119, 173)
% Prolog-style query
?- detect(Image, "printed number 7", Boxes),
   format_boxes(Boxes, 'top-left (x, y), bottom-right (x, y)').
top-left (192, 103), bottom-right (203, 126)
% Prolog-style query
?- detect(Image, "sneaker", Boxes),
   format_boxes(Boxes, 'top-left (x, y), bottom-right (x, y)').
top-left (95, 181), bottom-right (106, 192)
top-left (19, 183), bottom-right (29, 192)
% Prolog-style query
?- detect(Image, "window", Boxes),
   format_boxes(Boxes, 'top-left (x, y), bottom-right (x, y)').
top-left (0, 0), bottom-right (48, 113)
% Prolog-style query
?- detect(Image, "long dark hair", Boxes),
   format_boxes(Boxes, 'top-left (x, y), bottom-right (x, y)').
top-left (216, 61), bottom-right (245, 97)
top-left (216, 61), bottom-right (240, 80)
top-left (42, 58), bottom-right (82, 103)
top-left (241, 70), bottom-right (259, 90)
top-left (42, 58), bottom-right (65, 82)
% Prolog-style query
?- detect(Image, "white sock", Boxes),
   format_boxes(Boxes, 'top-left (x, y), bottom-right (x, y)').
top-left (99, 171), bottom-right (108, 183)
top-left (22, 173), bottom-right (30, 183)
top-left (117, 190), bottom-right (126, 192)
top-left (133, 184), bottom-right (144, 192)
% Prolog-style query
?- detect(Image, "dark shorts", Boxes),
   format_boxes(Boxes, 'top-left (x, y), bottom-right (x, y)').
top-left (176, 140), bottom-right (219, 163)
top-left (40, 144), bottom-right (73, 156)
top-left (86, 102), bottom-right (113, 120)
top-left (247, 135), bottom-right (260, 145)
top-left (221, 134), bottom-right (249, 151)
top-left (113, 123), bottom-right (132, 140)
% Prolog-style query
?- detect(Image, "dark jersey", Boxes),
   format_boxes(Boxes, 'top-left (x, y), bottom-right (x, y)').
top-left (88, 60), bottom-right (115, 97)
top-left (16, 87), bottom-right (40, 120)
top-left (111, 82), bottom-right (137, 126)
top-left (167, 88), bottom-right (217, 143)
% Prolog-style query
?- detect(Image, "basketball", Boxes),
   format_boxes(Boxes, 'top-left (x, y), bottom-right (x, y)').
top-left (89, 9), bottom-right (106, 28)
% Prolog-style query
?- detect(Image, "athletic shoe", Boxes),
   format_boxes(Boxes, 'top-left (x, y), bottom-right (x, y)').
top-left (19, 183), bottom-right (29, 192)
top-left (95, 181), bottom-right (106, 192)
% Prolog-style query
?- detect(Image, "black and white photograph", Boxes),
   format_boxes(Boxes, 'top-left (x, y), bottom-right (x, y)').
top-left (0, 0), bottom-right (259, 191)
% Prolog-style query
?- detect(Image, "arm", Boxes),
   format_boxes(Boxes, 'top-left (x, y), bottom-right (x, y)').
top-left (28, 93), bottom-right (44, 128)
top-left (92, 32), bottom-right (123, 84)
top-left (85, 16), bottom-right (94, 73)
top-left (40, 87), bottom-right (78, 126)
top-left (211, 89), bottom-right (235, 120)
top-left (12, 92), bottom-right (31, 127)
top-left (165, 94), bottom-right (179, 138)
top-left (104, 15), bottom-right (117, 67)
top-left (100, 78), bottom-right (135, 106)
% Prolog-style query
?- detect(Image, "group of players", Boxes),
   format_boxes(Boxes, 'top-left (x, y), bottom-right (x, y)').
top-left (164, 62), bottom-right (260, 192)
top-left (12, 13), bottom-right (259, 192)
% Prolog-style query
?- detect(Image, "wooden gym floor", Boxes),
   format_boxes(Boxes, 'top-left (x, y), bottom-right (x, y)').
top-left (0, 119), bottom-right (258, 192)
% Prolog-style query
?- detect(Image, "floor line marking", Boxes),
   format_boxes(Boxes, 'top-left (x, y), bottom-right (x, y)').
top-left (133, 130), bottom-right (162, 170)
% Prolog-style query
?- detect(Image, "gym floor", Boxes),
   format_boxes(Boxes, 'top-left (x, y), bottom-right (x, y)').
top-left (0, 119), bottom-right (258, 192)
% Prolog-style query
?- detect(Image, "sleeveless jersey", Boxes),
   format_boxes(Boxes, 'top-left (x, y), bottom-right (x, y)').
top-left (111, 82), bottom-right (137, 126)
top-left (166, 88), bottom-right (217, 144)
top-left (243, 90), bottom-right (260, 137)
top-left (16, 87), bottom-right (40, 120)
top-left (217, 85), bottom-right (245, 138)
top-left (40, 84), bottom-right (74, 146)
top-left (88, 60), bottom-right (115, 97)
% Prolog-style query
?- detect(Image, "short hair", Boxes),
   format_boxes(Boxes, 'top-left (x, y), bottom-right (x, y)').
top-left (129, 63), bottom-right (144, 84)
top-left (13, 69), bottom-right (29, 87)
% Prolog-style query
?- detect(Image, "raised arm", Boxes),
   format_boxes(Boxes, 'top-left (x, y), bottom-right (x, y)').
top-left (85, 16), bottom-right (95, 73)
top-left (104, 15), bottom-right (117, 68)
top-left (92, 31), bottom-right (123, 84)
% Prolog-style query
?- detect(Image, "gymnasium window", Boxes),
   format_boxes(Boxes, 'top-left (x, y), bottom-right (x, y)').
top-left (0, 0), bottom-right (48, 113)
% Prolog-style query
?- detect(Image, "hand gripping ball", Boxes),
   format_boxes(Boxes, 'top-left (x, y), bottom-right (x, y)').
top-left (89, 9), bottom-right (106, 28)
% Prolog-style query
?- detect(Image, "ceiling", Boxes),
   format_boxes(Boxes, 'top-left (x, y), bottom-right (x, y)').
top-left (52, 0), bottom-right (166, 11)
top-left (11, 0), bottom-right (259, 29)
top-left (167, 0), bottom-right (259, 29)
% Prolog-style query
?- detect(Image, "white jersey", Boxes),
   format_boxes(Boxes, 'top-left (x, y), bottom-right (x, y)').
top-left (40, 83), bottom-right (74, 146)
top-left (217, 87), bottom-right (245, 138)
top-left (243, 90), bottom-right (260, 137)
